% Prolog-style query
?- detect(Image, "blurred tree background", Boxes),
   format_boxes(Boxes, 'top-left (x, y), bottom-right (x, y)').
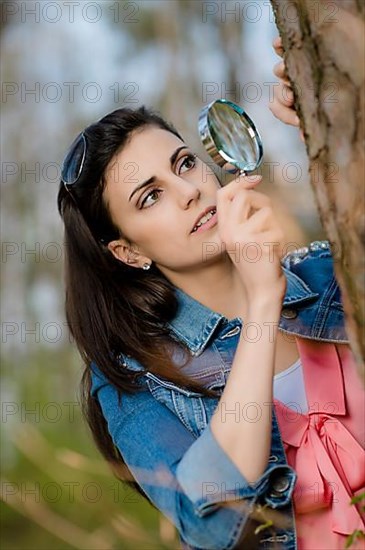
top-left (1, 1), bottom-right (325, 548)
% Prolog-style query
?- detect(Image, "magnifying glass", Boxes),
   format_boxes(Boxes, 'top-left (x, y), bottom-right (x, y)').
top-left (198, 99), bottom-right (263, 175)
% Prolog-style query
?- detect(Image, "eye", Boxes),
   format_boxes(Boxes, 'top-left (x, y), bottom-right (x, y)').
top-left (139, 188), bottom-right (162, 209)
top-left (138, 153), bottom-right (197, 209)
top-left (178, 153), bottom-right (197, 174)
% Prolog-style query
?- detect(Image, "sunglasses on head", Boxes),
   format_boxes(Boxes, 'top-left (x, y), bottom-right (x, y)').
top-left (61, 132), bottom-right (87, 193)
top-left (60, 132), bottom-right (110, 245)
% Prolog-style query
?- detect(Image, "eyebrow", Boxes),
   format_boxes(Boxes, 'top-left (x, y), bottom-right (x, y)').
top-left (128, 145), bottom-right (188, 202)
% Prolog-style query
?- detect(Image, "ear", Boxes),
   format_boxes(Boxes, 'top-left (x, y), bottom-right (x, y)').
top-left (107, 239), bottom-right (149, 269)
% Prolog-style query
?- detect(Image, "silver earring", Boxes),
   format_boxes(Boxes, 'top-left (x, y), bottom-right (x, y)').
top-left (142, 262), bottom-right (151, 270)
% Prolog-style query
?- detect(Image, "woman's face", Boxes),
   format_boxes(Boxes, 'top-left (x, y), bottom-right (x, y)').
top-left (103, 125), bottom-right (225, 277)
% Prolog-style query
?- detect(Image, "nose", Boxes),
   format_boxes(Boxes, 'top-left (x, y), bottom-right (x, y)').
top-left (172, 174), bottom-right (201, 209)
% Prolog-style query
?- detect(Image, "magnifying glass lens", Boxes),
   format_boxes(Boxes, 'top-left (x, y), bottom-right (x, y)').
top-left (208, 104), bottom-right (260, 172)
top-left (199, 99), bottom-right (263, 174)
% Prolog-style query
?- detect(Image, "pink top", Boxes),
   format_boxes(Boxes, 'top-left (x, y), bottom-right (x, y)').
top-left (274, 336), bottom-right (365, 549)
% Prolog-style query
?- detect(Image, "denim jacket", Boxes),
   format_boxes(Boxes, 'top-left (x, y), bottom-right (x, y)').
top-left (91, 240), bottom-right (348, 550)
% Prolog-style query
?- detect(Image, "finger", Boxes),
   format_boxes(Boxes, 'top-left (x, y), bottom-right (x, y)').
top-left (217, 183), bottom-right (266, 229)
top-left (273, 62), bottom-right (291, 87)
top-left (227, 189), bottom-right (272, 225)
top-left (273, 61), bottom-right (291, 87)
top-left (273, 36), bottom-right (282, 49)
top-left (216, 174), bottom-right (262, 226)
top-left (236, 173), bottom-right (263, 190)
top-left (227, 189), bottom-right (254, 222)
top-left (273, 36), bottom-right (284, 57)
top-left (277, 83), bottom-right (295, 107)
top-left (273, 60), bottom-right (287, 80)
top-left (219, 174), bottom-right (262, 200)
top-left (241, 205), bottom-right (275, 234)
top-left (270, 100), bottom-right (300, 126)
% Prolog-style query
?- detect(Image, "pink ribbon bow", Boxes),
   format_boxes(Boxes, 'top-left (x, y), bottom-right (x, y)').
top-left (274, 338), bottom-right (365, 535)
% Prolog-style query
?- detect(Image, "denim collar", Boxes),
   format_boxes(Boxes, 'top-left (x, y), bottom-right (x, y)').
top-left (166, 267), bottom-right (319, 355)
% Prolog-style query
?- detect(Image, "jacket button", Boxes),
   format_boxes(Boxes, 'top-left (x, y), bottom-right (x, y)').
top-left (269, 476), bottom-right (291, 497)
top-left (281, 308), bottom-right (298, 319)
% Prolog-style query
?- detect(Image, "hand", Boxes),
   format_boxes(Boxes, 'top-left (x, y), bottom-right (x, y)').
top-left (216, 174), bottom-right (287, 304)
top-left (270, 36), bottom-right (305, 142)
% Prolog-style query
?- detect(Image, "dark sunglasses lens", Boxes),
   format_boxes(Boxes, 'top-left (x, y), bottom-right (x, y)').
top-left (61, 133), bottom-right (86, 186)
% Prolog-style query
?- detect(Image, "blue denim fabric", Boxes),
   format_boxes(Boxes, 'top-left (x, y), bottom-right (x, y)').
top-left (91, 240), bottom-right (348, 549)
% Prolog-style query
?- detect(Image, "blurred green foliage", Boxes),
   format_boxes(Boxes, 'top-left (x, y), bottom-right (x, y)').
top-left (1, 350), bottom-right (179, 549)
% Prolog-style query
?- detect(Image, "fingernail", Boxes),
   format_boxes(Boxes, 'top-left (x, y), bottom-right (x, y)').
top-left (247, 174), bottom-right (262, 181)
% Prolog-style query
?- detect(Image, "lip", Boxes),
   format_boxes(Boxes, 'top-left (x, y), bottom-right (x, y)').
top-left (191, 205), bottom-right (217, 234)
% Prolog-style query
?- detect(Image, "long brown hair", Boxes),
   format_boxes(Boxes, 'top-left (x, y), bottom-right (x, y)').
top-left (57, 106), bottom-right (220, 505)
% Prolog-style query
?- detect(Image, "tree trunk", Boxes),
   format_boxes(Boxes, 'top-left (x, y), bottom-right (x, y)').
top-left (270, 0), bottom-right (365, 382)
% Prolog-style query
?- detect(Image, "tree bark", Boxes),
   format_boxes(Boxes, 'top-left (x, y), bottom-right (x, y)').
top-left (270, 0), bottom-right (365, 381)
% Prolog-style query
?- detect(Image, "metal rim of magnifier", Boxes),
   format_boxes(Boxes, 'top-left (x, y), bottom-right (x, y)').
top-left (198, 98), bottom-right (263, 174)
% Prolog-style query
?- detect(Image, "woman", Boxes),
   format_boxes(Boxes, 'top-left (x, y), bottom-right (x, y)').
top-left (57, 38), bottom-right (365, 549)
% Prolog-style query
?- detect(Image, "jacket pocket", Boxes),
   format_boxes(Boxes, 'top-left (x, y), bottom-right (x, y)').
top-left (145, 372), bottom-right (223, 438)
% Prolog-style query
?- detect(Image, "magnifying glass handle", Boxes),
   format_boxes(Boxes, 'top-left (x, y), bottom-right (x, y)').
top-left (226, 168), bottom-right (246, 176)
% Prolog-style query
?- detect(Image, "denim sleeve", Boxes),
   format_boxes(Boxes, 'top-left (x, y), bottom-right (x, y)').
top-left (91, 366), bottom-right (296, 550)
